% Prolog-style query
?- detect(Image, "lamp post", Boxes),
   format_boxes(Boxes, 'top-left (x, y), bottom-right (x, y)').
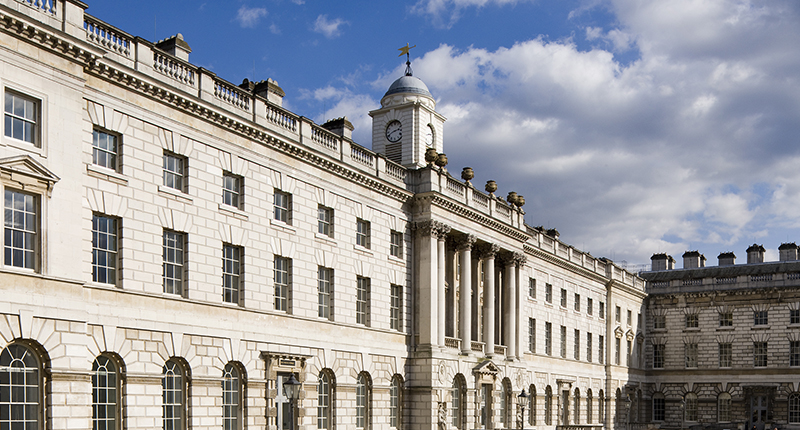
top-left (283, 374), bottom-right (301, 430)
top-left (679, 399), bottom-right (685, 430)
top-left (518, 389), bottom-right (529, 430)
top-left (624, 394), bottom-right (632, 430)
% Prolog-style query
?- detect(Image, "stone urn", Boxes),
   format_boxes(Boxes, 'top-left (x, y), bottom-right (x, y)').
top-left (507, 191), bottom-right (518, 205)
top-left (485, 180), bottom-right (497, 194)
top-left (516, 195), bottom-right (525, 207)
top-left (461, 167), bottom-right (474, 183)
top-left (425, 147), bottom-right (438, 165)
top-left (435, 153), bottom-right (448, 168)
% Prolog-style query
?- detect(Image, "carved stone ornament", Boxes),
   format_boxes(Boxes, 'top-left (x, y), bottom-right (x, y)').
top-left (485, 180), bottom-right (498, 194)
top-left (461, 167), bottom-right (474, 182)
top-left (516, 195), bottom-right (525, 207)
top-left (476, 243), bottom-right (500, 259)
top-left (425, 147), bottom-right (439, 165)
top-left (455, 234), bottom-right (477, 251)
top-left (416, 220), bottom-right (451, 239)
top-left (507, 191), bottom-right (518, 205)
top-left (435, 153), bottom-right (448, 168)
top-left (512, 252), bottom-right (527, 267)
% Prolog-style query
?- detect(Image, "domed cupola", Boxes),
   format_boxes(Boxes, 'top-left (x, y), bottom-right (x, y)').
top-left (370, 44), bottom-right (446, 169)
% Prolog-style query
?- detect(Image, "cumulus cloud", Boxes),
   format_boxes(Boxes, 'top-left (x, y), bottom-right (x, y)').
top-left (411, 0), bottom-right (525, 27)
top-left (312, 15), bottom-right (348, 39)
top-left (235, 5), bottom-right (267, 28)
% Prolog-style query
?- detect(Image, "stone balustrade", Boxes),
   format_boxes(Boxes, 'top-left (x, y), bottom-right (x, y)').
top-left (647, 270), bottom-right (800, 292)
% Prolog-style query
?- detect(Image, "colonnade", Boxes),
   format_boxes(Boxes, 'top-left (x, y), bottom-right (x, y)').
top-left (416, 220), bottom-right (526, 359)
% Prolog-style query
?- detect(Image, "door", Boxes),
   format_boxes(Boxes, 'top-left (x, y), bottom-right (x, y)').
top-left (277, 373), bottom-right (294, 430)
top-left (750, 396), bottom-right (767, 430)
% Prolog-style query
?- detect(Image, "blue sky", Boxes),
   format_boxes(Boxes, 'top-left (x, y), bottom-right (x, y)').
top-left (86, 0), bottom-right (800, 269)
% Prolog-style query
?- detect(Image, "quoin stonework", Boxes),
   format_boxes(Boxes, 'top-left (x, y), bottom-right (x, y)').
top-left (0, 1), bottom-right (796, 430)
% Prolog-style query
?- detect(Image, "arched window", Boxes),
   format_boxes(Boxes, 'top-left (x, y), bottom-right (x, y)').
top-left (222, 363), bottom-right (243, 430)
top-left (545, 386), bottom-right (553, 425)
top-left (574, 388), bottom-right (581, 424)
top-left (652, 392), bottom-right (665, 422)
top-left (685, 393), bottom-right (698, 422)
top-left (587, 389), bottom-right (593, 424)
top-left (528, 384), bottom-right (536, 426)
top-left (390, 375), bottom-right (402, 430)
top-left (0, 344), bottom-right (42, 430)
top-left (789, 392), bottom-right (800, 423)
top-left (318, 370), bottom-right (334, 430)
top-left (615, 388), bottom-right (622, 423)
top-left (356, 372), bottom-right (371, 430)
top-left (453, 376), bottom-right (466, 430)
top-left (93, 354), bottom-right (122, 430)
top-left (598, 390), bottom-right (605, 424)
top-left (718, 392), bottom-right (731, 423)
top-left (163, 359), bottom-right (187, 430)
top-left (501, 378), bottom-right (512, 427)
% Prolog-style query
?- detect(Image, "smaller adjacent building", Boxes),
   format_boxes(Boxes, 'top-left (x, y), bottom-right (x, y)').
top-left (641, 243), bottom-right (800, 430)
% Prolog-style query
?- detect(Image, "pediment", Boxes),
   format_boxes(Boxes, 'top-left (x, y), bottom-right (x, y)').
top-left (473, 360), bottom-right (499, 375)
top-left (0, 155), bottom-right (59, 195)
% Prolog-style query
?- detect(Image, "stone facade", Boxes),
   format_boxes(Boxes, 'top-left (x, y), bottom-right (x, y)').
top-left (0, 1), bottom-right (650, 430)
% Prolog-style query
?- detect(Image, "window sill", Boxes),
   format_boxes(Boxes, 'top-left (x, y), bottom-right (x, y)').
top-left (716, 326), bottom-right (735, 331)
top-left (315, 232), bottom-right (336, 244)
top-left (270, 218), bottom-right (296, 233)
top-left (751, 325), bottom-right (771, 330)
top-left (87, 164), bottom-right (128, 185)
top-left (354, 245), bottom-right (373, 256)
top-left (2, 137), bottom-right (44, 156)
top-left (683, 327), bottom-right (700, 332)
top-left (218, 204), bottom-right (248, 220)
top-left (388, 255), bottom-right (405, 266)
top-left (158, 185), bottom-right (192, 203)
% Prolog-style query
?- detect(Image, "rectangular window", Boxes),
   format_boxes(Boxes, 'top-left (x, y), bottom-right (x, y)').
top-left (685, 343), bottom-right (698, 368)
top-left (560, 289), bottom-right (567, 307)
top-left (560, 325), bottom-right (567, 358)
top-left (719, 311), bottom-right (733, 327)
top-left (586, 333), bottom-right (592, 362)
top-left (274, 190), bottom-right (291, 223)
top-left (638, 313), bottom-right (642, 328)
top-left (92, 129), bottom-right (118, 171)
top-left (574, 329), bottom-right (580, 360)
top-left (653, 398), bottom-right (665, 421)
top-left (754, 310), bottom-right (768, 325)
top-left (529, 278), bottom-right (536, 298)
top-left (545, 322), bottom-right (552, 356)
top-left (390, 230), bottom-right (403, 258)
top-left (318, 267), bottom-right (333, 320)
top-left (390, 284), bottom-right (402, 331)
top-left (163, 152), bottom-right (186, 192)
top-left (653, 344), bottom-right (664, 368)
top-left (719, 343), bottom-right (732, 368)
top-left (545, 283), bottom-right (552, 303)
top-left (163, 230), bottom-right (185, 295)
top-left (615, 338), bottom-right (620, 365)
top-left (356, 219), bottom-right (371, 249)
top-left (654, 314), bottom-right (666, 329)
top-left (615, 306), bottom-right (621, 322)
top-left (587, 298), bottom-right (593, 316)
top-left (4, 91), bottom-right (38, 145)
top-left (627, 340), bottom-right (632, 366)
top-left (791, 309), bottom-right (800, 325)
top-left (791, 341), bottom-right (800, 367)
top-left (222, 173), bottom-right (242, 209)
top-left (754, 342), bottom-right (768, 367)
top-left (274, 256), bottom-right (291, 312)
top-left (686, 313), bottom-right (699, 328)
top-left (599, 301), bottom-right (605, 319)
top-left (528, 318), bottom-right (536, 352)
top-left (627, 309), bottom-right (632, 325)
top-left (4, 190), bottom-right (37, 270)
top-left (356, 276), bottom-right (370, 326)
top-left (92, 214), bottom-right (118, 285)
top-left (574, 293), bottom-right (580, 312)
top-left (598, 335), bottom-right (604, 364)
top-left (222, 244), bottom-right (242, 305)
top-left (318, 205), bottom-right (333, 237)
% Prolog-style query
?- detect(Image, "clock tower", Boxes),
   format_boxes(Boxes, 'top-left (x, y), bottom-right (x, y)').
top-left (370, 51), bottom-right (446, 169)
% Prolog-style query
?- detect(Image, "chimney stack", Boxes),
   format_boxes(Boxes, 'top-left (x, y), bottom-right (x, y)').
top-left (746, 244), bottom-right (765, 264)
top-left (321, 117), bottom-right (354, 141)
top-left (650, 253), bottom-right (675, 271)
top-left (779, 243), bottom-right (798, 261)
top-left (718, 252), bottom-right (736, 266)
top-left (682, 250), bottom-right (705, 269)
top-left (155, 33), bottom-right (191, 62)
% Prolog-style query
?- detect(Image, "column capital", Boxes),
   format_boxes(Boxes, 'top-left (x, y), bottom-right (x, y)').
top-left (476, 243), bottom-right (500, 259)
top-left (415, 220), bottom-right (451, 239)
top-left (512, 252), bottom-right (527, 267)
top-left (455, 234), bottom-right (477, 251)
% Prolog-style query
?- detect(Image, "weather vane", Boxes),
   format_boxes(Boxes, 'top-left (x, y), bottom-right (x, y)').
top-left (398, 43), bottom-right (416, 76)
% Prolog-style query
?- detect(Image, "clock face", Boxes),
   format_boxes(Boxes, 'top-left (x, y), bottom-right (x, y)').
top-left (386, 120), bottom-right (402, 143)
top-left (424, 124), bottom-right (435, 147)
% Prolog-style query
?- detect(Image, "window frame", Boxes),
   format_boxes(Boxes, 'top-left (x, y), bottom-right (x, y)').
top-left (92, 213), bottom-right (119, 286)
top-left (754, 310), bottom-right (768, 326)
top-left (545, 283), bottom-right (552, 303)
top-left (598, 335), bottom-right (604, 364)
top-left (0, 343), bottom-right (44, 430)
top-left (222, 172), bottom-right (243, 210)
top-left (652, 394), bottom-right (665, 421)
top-left (93, 354), bottom-right (122, 430)
top-left (791, 309), bottom-right (800, 325)
top-left (685, 343), bottom-right (698, 368)
top-left (792, 341), bottom-right (800, 367)
top-left (162, 151), bottom-right (186, 193)
top-left (587, 298), bottom-right (593, 316)
top-left (653, 344), bottom-right (665, 369)
top-left (528, 278), bottom-right (536, 299)
top-left (560, 288), bottom-right (567, 307)
top-left (318, 205), bottom-right (333, 237)
top-left (356, 219), bottom-right (371, 249)
top-left (718, 392), bottom-right (731, 423)
top-left (222, 363), bottom-right (242, 430)
top-left (685, 393), bottom-right (698, 422)
top-left (317, 371), bottom-right (333, 430)
top-left (222, 244), bottom-right (243, 305)
top-left (528, 318), bottom-right (535, 353)
top-left (389, 376), bottom-right (402, 430)
top-left (162, 358), bottom-right (187, 430)
top-left (4, 90), bottom-right (40, 146)
top-left (356, 276), bottom-right (371, 326)
top-left (4, 189), bottom-right (38, 271)
top-left (163, 230), bottom-right (186, 296)
top-left (274, 256), bottom-right (291, 312)
top-left (790, 392), bottom-right (800, 424)
top-left (574, 293), bottom-right (580, 312)
top-left (390, 284), bottom-right (402, 331)
top-left (92, 128), bottom-right (120, 172)
top-left (318, 266), bottom-right (333, 320)
top-left (685, 313), bottom-right (699, 328)
top-left (356, 373), bottom-right (371, 430)
top-left (653, 314), bottom-right (666, 330)
top-left (390, 230), bottom-right (403, 258)
top-left (273, 190), bottom-right (291, 224)
top-left (719, 342), bottom-right (732, 368)
top-left (753, 341), bottom-right (768, 367)
top-left (545, 322), bottom-right (552, 356)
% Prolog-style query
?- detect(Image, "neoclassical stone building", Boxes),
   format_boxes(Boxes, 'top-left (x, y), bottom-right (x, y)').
top-left (0, 1), bottom-right (657, 430)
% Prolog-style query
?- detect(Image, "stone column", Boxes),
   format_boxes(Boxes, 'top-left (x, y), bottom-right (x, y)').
top-left (457, 234), bottom-right (476, 353)
top-left (415, 221), bottom-right (448, 346)
top-left (514, 253), bottom-right (527, 360)
top-left (480, 244), bottom-right (499, 356)
top-left (437, 224), bottom-right (451, 347)
top-left (503, 256), bottom-right (516, 359)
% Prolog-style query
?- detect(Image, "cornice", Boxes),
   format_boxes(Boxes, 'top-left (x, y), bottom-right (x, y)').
top-left (0, 8), bottom-right (101, 66)
top-left (418, 194), bottom-right (530, 243)
top-left (524, 244), bottom-right (610, 285)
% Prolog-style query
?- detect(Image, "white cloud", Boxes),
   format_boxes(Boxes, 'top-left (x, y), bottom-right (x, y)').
top-left (269, 24), bottom-right (281, 35)
top-left (312, 15), bottom-right (348, 39)
top-left (411, 0), bottom-right (526, 27)
top-left (235, 5), bottom-right (267, 28)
